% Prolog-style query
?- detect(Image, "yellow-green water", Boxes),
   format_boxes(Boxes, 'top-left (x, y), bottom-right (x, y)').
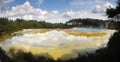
top-left (0, 28), bottom-right (116, 60)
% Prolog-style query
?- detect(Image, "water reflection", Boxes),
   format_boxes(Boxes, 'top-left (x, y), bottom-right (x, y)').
top-left (0, 28), bottom-right (116, 59)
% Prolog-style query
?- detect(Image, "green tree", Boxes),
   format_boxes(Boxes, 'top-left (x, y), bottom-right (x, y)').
top-left (106, 0), bottom-right (120, 30)
top-left (106, 0), bottom-right (120, 18)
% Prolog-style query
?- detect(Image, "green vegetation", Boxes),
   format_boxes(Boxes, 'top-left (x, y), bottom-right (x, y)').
top-left (106, 0), bottom-right (120, 30)
top-left (0, 18), bottom-right (119, 38)
top-left (66, 18), bottom-right (119, 29)
top-left (106, 0), bottom-right (120, 18)
top-left (1, 3), bottom-right (120, 37)
top-left (0, 30), bottom-right (120, 62)
top-left (66, 18), bottom-right (106, 28)
top-left (0, 0), bottom-right (120, 62)
top-left (0, 18), bottom-right (65, 38)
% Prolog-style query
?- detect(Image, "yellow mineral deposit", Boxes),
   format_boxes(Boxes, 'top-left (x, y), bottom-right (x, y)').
top-left (0, 28), bottom-right (116, 60)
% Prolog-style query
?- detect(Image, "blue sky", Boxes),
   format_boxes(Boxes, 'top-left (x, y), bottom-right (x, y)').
top-left (8, 0), bottom-right (72, 12)
top-left (0, 0), bottom-right (117, 23)
top-left (8, 0), bottom-right (116, 12)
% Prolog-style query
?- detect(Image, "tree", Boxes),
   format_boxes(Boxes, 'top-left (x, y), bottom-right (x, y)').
top-left (106, 0), bottom-right (120, 19)
top-left (106, 0), bottom-right (120, 30)
top-left (0, 47), bottom-right (13, 62)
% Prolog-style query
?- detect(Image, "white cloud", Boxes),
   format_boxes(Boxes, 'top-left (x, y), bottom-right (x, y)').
top-left (23, 14), bottom-right (34, 20)
top-left (104, 2), bottom-right (115, 8)
top-left (92, 5), bottom-right (105, 13)
top-left (0, 1), bottom-right (108, 23)
top-left (70, 0), bottom-right (104, 8)
top-left (3, 0), bottom-right (14, 3)
top-left (0, 0), bottom-right (14, 11)
top-left (62, 10), bottom-right (107, 20)
top-left (51, 10), bottom-right (58, 15)
top-left (92, 2), bottom-right (115, 13)
top-left (70, 0), bottom-right (83, 7)
top-left (4, 29), bottom-right (113, 47)
top-left (38, 0), bottom-right (44, 5)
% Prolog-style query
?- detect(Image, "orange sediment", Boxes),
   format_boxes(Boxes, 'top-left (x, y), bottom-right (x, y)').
top-left (67, 32), bottom-right (107, 37)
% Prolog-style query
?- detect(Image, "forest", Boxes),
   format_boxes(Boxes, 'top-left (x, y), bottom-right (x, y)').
top-left (0, 0), bottom-right (120, 62)
top-left (0, 18), bottom-right (119, 37)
